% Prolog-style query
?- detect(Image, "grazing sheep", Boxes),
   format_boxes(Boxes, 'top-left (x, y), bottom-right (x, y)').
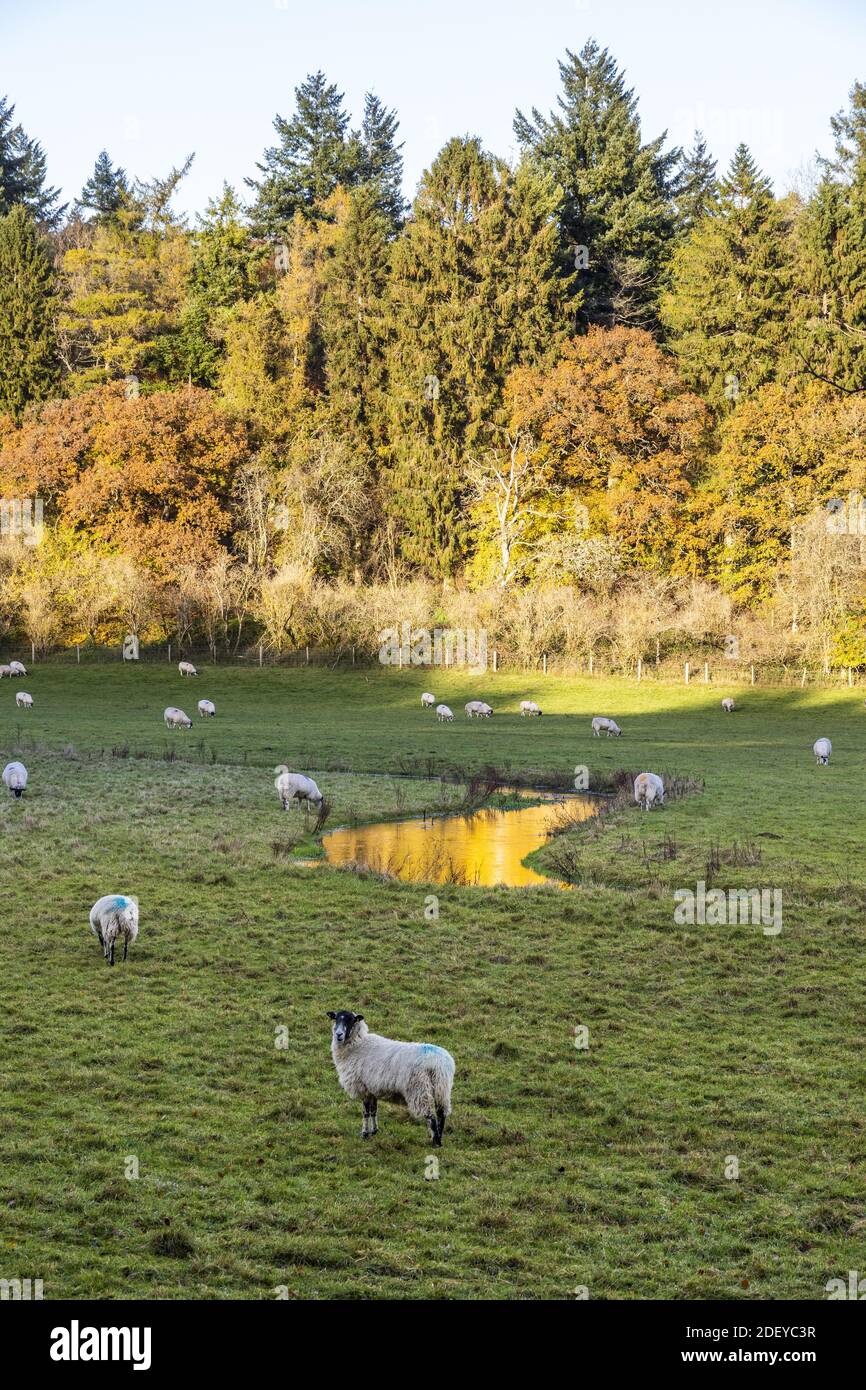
top-left (634, 771), bottom-right (665, 810)
top-left (0, 665), bottom-right (11, 679)
top-left (15, 692), bottom-right (33, 710)
top-left (592, 716), bottom-right (622, 737)
top-left (813, 737), bottom-right (832, 765)
top-left (178, 661), bottom-right (197, 677)
top-left (465, 700), bottom-right (492, 718)
top-left (721, 698), bottom-right (735, 713)
top-left (275, 769), bottom-right (323, 811)
top-left (328, 1011), bottom-right (456, 1147)
top-left (436, 703), bottom-right (453, 722)
top-left (520, 700), bottom-right (542, 717)
top-left (89, 894), bottom-right (139, 966)
top-left (421, 692), bottom-right (435, 708)
top-left (164, 706), bottom-right (192, 729)
top-left (8, 661), bottom-right (26, 676)
top-left (2, 761), bottom-right (28, 798)
top-left (198, 699), bottom-right (216, 718)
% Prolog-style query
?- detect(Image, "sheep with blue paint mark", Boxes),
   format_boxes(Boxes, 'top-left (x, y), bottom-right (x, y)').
top-left (89, 894), bottom-right (139, 965)
top-left (327, 1011), bottom-right (456, 1146)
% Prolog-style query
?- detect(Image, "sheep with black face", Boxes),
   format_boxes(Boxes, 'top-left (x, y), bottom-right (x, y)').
top-left (327, 1011), bottom-right (456, 1147)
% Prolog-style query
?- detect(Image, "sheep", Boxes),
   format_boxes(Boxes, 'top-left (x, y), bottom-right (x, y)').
top-left (813, 737), bottom-right (832, 765)
top-left (721, 698), bottom-right (735, 713)
top-left (15, 692), bottom-right (33, 710)
top-left (8, 661), bottom-right (26, 676)
top-left (421, 692), bottom-right (435, 708)
top-left (592, 716), bottom-right (622, 737)
top-left (164, 706), bottom-right (192, 730)
top-left (465, 700), bottom-right (492, 718)
top-left (198, 699), bottom-right (216, 718)
top-left (634, 771), bottom-right (665, 810)
top-left (327, 1011), bottom-right (456, 1147)
top-left (436, 703), bottom-right (453, 722)
top-left (0, 665), bottom-right (11, 679)
top-left (2, 761), bottom-right (28, 799)
top-left (520, 699), bottom-right (542, 717)
top-left (89, 894), bottom-right (139, 966)
top-left (178, 661), bottom-right (197, 677)
top-left (274, 768), bottom-right (323, 812)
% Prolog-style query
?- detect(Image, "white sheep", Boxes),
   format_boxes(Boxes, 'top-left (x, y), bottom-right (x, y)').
top-left (520, 699), bottom-right (542, 717)
top-left (89, 894), bottom-right (139, 966)
top-left (15, 692), bottom-right (33, 710)
top-left (634, 771), bottom-right (665, 810)
top-left (164, 706), bottom-right (192, 729)
top-left (592, 716), bottom-right (622, 737)
top-left (0, 665), bottom-right (11, 679)
top-left (721, 698), bottom-right (735, 713)
top-left (198, 699), bottom-right (216, 718)
top-left (8, 661), bottom-right (26, 676)
top-left (328, 1011), bottom-right (456, 1147)
top-left (436, 703), bottom-right (453, 722)
top-left (813, 737), bottom-right (832, 765)
top-left (465, 700), bottom-right (492, 718)
top-left (275, 768), bottom-right (323, 811)
top-left (178, 661), bottom-right (197, 677)
top-left (421, 692), bottom-right (435, 708)
top-left (2, 761), bottom-right (28, 798)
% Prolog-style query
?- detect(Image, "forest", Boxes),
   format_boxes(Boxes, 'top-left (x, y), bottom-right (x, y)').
top-left (1, 41), bottom-right (865, 669)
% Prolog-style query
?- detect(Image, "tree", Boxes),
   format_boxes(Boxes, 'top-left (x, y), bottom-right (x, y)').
top-left (661, 144), bottom-right (793, 410)
top-left (357, 92), bottom-right (405, 229)
top-left (0, 205), bottom-right (60, 422)
top-left (247, 72), bottom-right (360, 234)
top-left (674, 131), bottom-right (718, 232)
top-left (514, 41), bottom-right (679, 328)
top-left (384, 138), bottom-right (567, 574)
top-left (793, 83), bottom-right (866, 395)
top-left (0, 95), bottom-right (65, 226)
top-left (76, 150), bottom-right (130, 221)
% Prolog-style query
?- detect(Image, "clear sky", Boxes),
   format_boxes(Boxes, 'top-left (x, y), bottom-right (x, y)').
top-left (3, 0), bottom-right (864, 220)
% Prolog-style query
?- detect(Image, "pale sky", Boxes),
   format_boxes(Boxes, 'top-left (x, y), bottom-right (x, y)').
top-left (3, 0), bottom-right (864, 220)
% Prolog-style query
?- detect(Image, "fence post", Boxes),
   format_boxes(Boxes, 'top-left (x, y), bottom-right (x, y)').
top-left (168, 643), bottom-right (171, 664)
top-left (684, 662), bottom-right (690, 684)
top-left (704, 661), bottom-right (709, 683)
top-left (637, 658), bottom-right (642, 682)
top-left (849, 667), bottom-right (853, 687)
top-left (352, 645), bottom-right (355, 665)
top-left (305, 646), bottom-right (309, 665)
top-left (259, 643), bottom-right (263, 668)
top-left (493, 649), bottom-right (498, 673)
top-left (543, 653), bottom-right (547, 675)
top-left (750, 665), bottom-right (755, 685)
top-left (656, 638), bottom-right (660, 667)
top-left (76, 644), bottom-right (80, 665)
top-left (800, 668), bottom-right (806, 687)
top-left (589, 652), bottom-right (593, 676)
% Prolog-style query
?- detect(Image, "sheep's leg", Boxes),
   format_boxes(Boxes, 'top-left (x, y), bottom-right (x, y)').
top-left (361, 1098), bottom-right (376, 1139)
top-left (123, 936), bottom-right (129, 961)
top-left (435, 1106), bottom-right (446, 1144)
top-left (426, 1113), bottom-right (441, 1147)
top-left (108, 940), bottom-right (115, 966)
top-left (368, 1097), bottom-right (377, 1135)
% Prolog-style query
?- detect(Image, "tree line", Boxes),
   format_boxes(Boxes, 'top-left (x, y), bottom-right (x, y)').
top-left (1, 43), bottom-right (865, 663)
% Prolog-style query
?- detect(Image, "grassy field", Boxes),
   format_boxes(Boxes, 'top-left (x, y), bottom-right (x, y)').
top-left (1, 662), bottom-right (865, 1300)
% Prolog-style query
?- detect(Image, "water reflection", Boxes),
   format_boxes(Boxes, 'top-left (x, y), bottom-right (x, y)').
top-left (322, 793), bottom-right (598, 888)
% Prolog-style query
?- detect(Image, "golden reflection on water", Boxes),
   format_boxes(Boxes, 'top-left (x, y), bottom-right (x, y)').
top-left (322, 795), bottom-right (598, 889)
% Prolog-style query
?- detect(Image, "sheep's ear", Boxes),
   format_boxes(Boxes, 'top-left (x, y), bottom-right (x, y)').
top-left (327, 1011), bottom-right (337, 1020)
top-left (355, 1014), bottom-right (364, 1023)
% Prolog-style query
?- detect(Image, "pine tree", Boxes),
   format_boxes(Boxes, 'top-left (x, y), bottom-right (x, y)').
top-left (0, 205), bottom-right (60, 421)
top-left (514, 41), bottom-right (679, 329)
top-left (357, 92), bottom-right (405, 230)
top-left (794, 83), bottom-right (866, 394)
top-left (661, 144), bottom-right (792, 410)
top-left (675, 131), bottom-right (718, 232)
top-left (320, 184), bottom-right (392, 459)
top-left (77, 150), bottom-right (130, 221)
top-left (383, 138), bottom-right (567, 574)
top-left (0, 95), bottom-right (65, 226)
top-left (247, 72), bottom-right (360, 234)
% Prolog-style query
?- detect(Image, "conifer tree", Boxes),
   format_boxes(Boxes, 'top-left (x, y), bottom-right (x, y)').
top-left (661, 144), bottom-right (792, 410)
top-left (675, 131), bottom-right (718, 232)
top-left (0, 95), bottom-right (65, 226)
top-left (77, 150), bottom-right (130, 221)
top-left (357, 92), bottom-right (405, 230)
top-left (514, 41), bottom-right (679, 328)
top-left (0, 205), bottom-right (60, 420)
